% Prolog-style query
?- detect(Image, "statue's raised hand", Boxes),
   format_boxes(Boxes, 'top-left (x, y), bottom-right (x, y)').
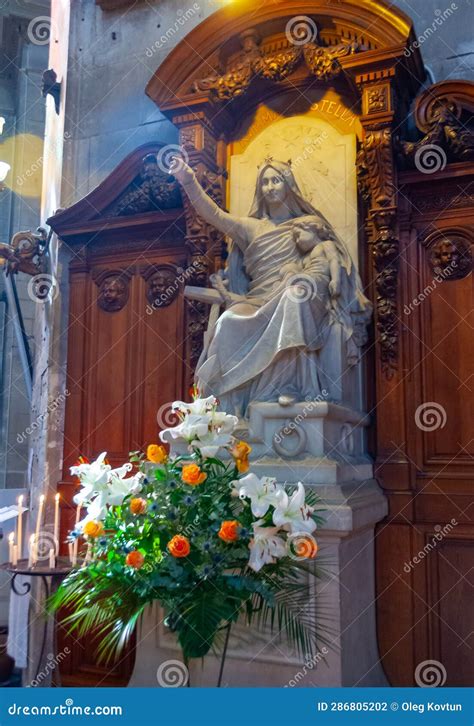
top-left (169, 156), bottom-right (195, 185)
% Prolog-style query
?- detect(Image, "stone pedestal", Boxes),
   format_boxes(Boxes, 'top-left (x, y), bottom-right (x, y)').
top-left (130, 402), bottom-right (388, 687)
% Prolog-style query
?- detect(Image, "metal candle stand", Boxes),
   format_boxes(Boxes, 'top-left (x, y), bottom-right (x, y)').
top-left (0, 558), bottom-right (73, 685)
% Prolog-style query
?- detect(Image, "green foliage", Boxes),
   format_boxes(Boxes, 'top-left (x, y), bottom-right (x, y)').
top-left (49, 448), bottom-right (329, 663)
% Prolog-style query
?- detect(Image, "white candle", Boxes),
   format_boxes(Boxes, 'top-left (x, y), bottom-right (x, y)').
top-left (53, 493), bottom-right (60, 551)
top-left (28, 534), bottom-right (35, 568)
top-left (68, 542), bottom-right (74, 566)
top-left (8, 532), bottom-right (14, 563)
top-left (48, 548), bottom-right (55, 569)
top-left (12, 545), bottom-right (18, 567)
top-left (34, 495), bottom-right (45, 564)
top-left (17, 495), bottom-right (23, 559)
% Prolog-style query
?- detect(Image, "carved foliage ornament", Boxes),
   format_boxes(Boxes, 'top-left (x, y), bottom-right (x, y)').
top-left (357, 127), bottom-right (399, 378)
top-left (106, 153), bottom-right (182, 217)
top-left (192, 27), bottom-right (359, 101)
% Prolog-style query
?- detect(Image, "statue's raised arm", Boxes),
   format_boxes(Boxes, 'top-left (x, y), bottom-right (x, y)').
top-left (170, 157), bottom-right (256, 248)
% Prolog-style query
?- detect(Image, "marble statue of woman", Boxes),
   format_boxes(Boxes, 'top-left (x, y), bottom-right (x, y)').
top-left (171, 157), bottom-right (371, 418)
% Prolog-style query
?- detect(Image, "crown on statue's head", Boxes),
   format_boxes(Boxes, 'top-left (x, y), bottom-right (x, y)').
top-left (257, 156), bottom-right (292, 169)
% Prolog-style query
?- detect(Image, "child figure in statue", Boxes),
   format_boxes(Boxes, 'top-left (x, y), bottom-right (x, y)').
top-left (280, 215), bottom-right (341, 300)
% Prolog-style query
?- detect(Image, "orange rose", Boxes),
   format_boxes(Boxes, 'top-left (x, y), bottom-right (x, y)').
top-left (126, 551), bottom-right (145, 569)
top-left (147, 444), bottom-right (168, 464)
top-left (130, 497), bottom-right (147, 515)
top-left (167, 534), bottom-right (191, 558)
top-left (294, 537), bottom-right (318, 560)
top-left (181, 463), bottom-right (207, 486)
top-left (231, 441), bottom-right (252, 473)
top-left (218, 520), bottom-right (240, 543)
top-left (83, 520), bottom-right (104, 538)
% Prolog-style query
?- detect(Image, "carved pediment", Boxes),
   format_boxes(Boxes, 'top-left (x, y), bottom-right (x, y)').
top-left (397, 81), bottom-right (474, 169)
top-left (47, 143), bottom-right (183, 239)
top-left (146, 0), bottom-right (424, 121)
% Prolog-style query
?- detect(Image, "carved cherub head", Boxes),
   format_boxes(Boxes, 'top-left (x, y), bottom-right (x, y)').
top-left (99, 276), bottom-right (127, 312)
top-left (147, 269), bottom-right (177, 307)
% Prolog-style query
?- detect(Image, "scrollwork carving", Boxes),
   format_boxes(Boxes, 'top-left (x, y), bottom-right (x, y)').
top-left (398, 85), bottom-right (474, 167)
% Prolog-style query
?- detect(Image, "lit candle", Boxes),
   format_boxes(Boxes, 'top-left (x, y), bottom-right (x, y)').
top-left (34, 495), bottom-right (45, 564)
top-left (8, 532), bottom-right (14, 563)
top-left (53, 493), bottom-right (60, 552)
top-left (12, 545), bottom-right (18, 567)
top-left (17, 495), bottom-right (23, 559)
top-left (28, 534), bottom-right (35, 568)
top-left (48, 548), bottom-right (55, 569)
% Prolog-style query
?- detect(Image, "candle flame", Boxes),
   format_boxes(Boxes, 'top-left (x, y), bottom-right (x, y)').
top-left (18, 495), bottom-right (23, 505)
top-left (55, 493), bottom-right (60, 502)
top-left (8, 532), bottom-right (14, 543)
top-left (39, 495), bottom-right (45, 504)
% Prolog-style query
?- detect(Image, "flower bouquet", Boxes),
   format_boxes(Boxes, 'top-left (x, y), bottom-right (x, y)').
top-left (50, 394), bottom-right (327, 668)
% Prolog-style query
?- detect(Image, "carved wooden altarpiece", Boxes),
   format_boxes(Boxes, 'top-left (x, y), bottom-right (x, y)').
top-left (49, 0), bottom-right (473, 686)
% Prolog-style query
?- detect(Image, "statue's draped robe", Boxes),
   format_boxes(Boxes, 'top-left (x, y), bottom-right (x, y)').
top-left (180, 167), bottom-right (370, 417)
top-left (196, 219), bottom-right (334, 415)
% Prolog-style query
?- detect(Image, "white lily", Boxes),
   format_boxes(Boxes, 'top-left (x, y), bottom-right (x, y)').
top-left (248, 522), bottom-right (287, 572)
top-left (192, 431), bottom-right (234, 458)
top-left (211, 410), bottom-right (238, 434)
top-left (273, 482), bottom-right (316, 534)
top-left (172, 396), bottom-right (217, 416)
top-left (72, 453), bottom-right (141, 523)
top-left (161, 413), bottom-right (210, 443)
top-left (161, 397), bottom-right (238, 458)
top-left (70, 451), bottom-right (110, 494)
top-left (238, 473), bottom-right (282, 517)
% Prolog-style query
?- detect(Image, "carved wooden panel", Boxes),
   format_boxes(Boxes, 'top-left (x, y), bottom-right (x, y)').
top-left (375, 150), bottom-right (474, 686)
top-left (48, 144), bottom-right (187, 687)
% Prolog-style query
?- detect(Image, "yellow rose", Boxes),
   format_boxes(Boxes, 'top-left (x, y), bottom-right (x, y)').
top-left (83, 520), bottom-right (104, 538)
top-left (147, 444), bottom-right (168, 464)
